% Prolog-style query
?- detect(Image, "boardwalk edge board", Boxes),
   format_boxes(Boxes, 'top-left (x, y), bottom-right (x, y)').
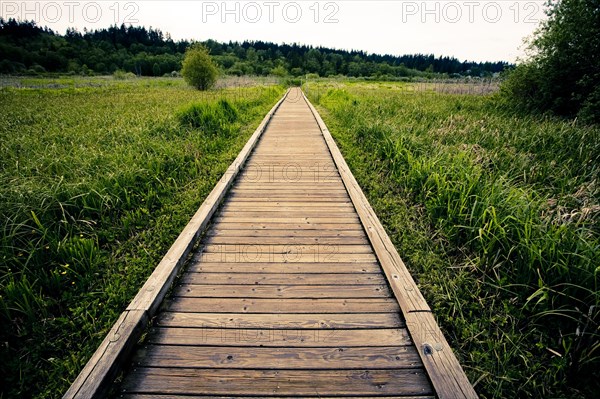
top-left (302, 91), bottom-right (478, 399)
top-left (62, 89), bottom-right (291, 399)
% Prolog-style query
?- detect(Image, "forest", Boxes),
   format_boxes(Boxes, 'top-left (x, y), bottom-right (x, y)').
top-left (0, 18), bottom-right (509, 78)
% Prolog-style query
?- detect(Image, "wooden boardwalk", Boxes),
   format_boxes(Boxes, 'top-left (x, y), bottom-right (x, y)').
top-left (64, 88), bottom-right (477, 399)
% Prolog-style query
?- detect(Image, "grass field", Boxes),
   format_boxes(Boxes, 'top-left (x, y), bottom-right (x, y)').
top-left (305, 80), bottom-right (599, 398)
top-left (0, 76), bottom-right (284, 398)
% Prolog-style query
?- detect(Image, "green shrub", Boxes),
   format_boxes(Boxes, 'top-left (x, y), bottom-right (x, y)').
top-left (113, 70), bottom-right (136, 80)
top-left (502, 0), bottom-right (600, 122)
top-left (285, 77), bottom-right (302, 87)
top-left (181, 44), bottom-right (219, 91)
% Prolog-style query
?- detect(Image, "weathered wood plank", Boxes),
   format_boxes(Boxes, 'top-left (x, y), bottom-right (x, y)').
top-left (213, 217), bottom-right (361, 224)
top-left (204, 236), bottom-right (368, 245)
top-left (155, 312), bottom-right (403, 329)
top-left (228, 194), bottom-right (351, 201)
top-left (188, 261), bottom-right (382, 274)
top-left (146, 327), bottom-right (412, 347)
top-left (206, 229), bottom-right (366, 237)
top-left (180, 272), bottom-right (386, 285)
top-left (122, 395), bottom-right (435, 399)
top-left (165, 297), bottom-right (399, 313)
top-left (132, 346), bottom-right (421, 369)
top-left (223, 204), bottom-right (354, 211)
top-left (121, 368), bottom-right (433, 396)
top-left (234, 183), bottom-right (345, 190)
top-left (172, 284), bottom-right (391, 298)
top-left (196, 251), bottom-right (377, 263)
top-left (208, 222), bottom-right (364, 231)
top-left (200, 244), bottom-right (374, 254)
top-left (218, 211), bottom-right (357, 218)
top-left (224, 201), bottom-right (352, 207)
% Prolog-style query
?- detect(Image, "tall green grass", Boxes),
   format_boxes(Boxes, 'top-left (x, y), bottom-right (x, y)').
top-left (307, 82), bottom-right (599, 398)
top-left (0, 77), bottom-right (284, 398)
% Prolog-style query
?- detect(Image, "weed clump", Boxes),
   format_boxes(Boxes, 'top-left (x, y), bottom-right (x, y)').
top-left (113, 70), bottom-right (136, 80)
top-left (177, 98), bottom-right (239, 135)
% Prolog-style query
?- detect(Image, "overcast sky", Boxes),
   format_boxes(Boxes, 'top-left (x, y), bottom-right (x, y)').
top-left (1, 1), bottom-right (547, 62)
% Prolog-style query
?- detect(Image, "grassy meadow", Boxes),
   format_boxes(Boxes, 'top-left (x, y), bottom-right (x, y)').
top-left (0, 76), bottom-right (284, 398)
top-left (305, 80), bottom-right (599, 398)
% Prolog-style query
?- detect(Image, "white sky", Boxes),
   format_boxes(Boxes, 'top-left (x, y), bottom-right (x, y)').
top-left (1, 1), bottom-right (547, 62)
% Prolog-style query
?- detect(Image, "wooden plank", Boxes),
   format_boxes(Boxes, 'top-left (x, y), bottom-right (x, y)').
top-left (222, 205), bottom-right (354, 212)
top-left (146, 327), bottom-right (413, 347)
top-left (229, 195), bottom-right (349, 200)
top-left (156, 312), bottom-right (403, 329)
top-left (249, 151), bottom-right (332, 155)
top-left (124, 396), bottom-right (431, 399)
top-left (64, 90), bottom-right (291, 399)
top-left (234, 183), bottom-right (344, 189)
top-left (218, 210), bottom-right (356, 217)
top-left (188, 262), bottom-right (382, 274)
top-left (62, 310), bottom-right (147, 399)
top-left (133, 346), bottom-right (422, 369)
top-left (206, 229), bottom-right (365, 237)
top-left (231, 191), bottom-right (346, 194)
top-left (231, 186), bottom-right (346, 190)
top-left (303, 92), bottom-right (477, 398)
top-left (196, 252), bottom-right (377, 263)
top-left (213, 217), bottom-right (361, 224)
top-left (180, 272), bottom-right (386, 285)
top-left (121, 368), bottom-right (433, 396)
top-left (221, 204), bottom-right (353, 210)
top-left (228, 195), bottom-right (351, 201)
top-left (201, 243), bottom-right (372, 259)
top-left (200, 244), bottom-right (374, 254)
top-left (165, 298), bottom-right (399, 313)
top-left (224, 201), bottom-right (352, 207)
top-left (172, 284), bottom-right (390, 298)
top-left (208, 222), bottom-right (364, 231)
top-left (245, 157), bottom-right (336, 161)
top-left (243, 161), bottom-right (338, 166)
top-left (229, 195), bottom-right (350, 201)
top-left (241, 161), bottom-right (337, 167)
top-left (204, 236), bottom-right (368, 245)
top-left (233, 192), bottom-right (347, 200)
top-left (235, 179), bottom-right (343, 184)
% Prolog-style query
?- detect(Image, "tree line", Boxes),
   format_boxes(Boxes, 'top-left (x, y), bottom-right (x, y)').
top-left (0, 19), bottom-right (508, 78)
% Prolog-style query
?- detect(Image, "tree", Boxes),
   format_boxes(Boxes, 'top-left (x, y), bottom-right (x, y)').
top-left (181, 44), bottom-right (219, 90)
top-left (152, 62), bottom-right (160, 76)
top-left (270, 65), bottom-right (288, 77)
top-left (502, 0), bottom-right (600, 123)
